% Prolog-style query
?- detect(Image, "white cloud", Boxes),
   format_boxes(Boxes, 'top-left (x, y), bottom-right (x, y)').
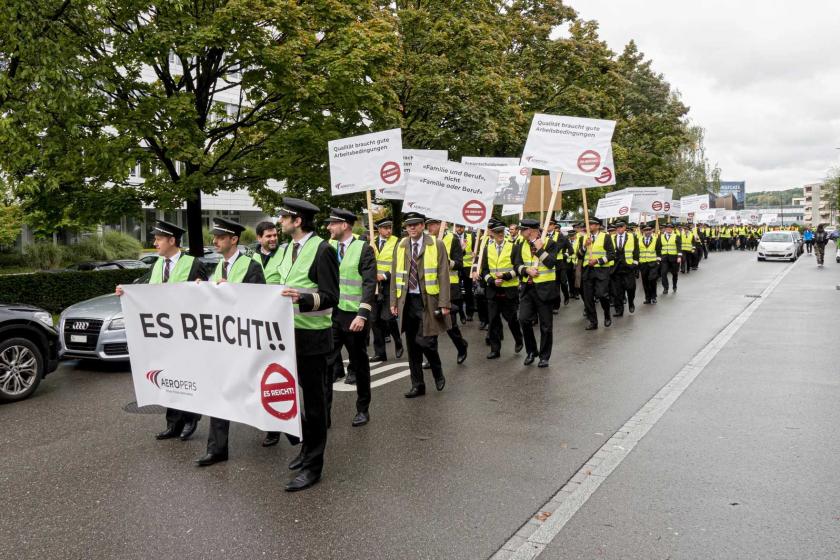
top-left (571, 0), bottom-right (840, 191)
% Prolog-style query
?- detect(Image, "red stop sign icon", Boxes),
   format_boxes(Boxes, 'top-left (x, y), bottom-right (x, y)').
top-left (664, 202), bottom-right (671, 212)
top-left (618, 206), bottom-right (629, 216)
top-left (577, 150), bottom-right (601, 173)
top-left (595, 166), bottom-right (613, 184)
top-left (700, 203), bottom-right (709, 210)
top-left (651, 201), bottom-right (663, 212)
top-left (260, 363), bottom-right (298, 421)
top-left (380, 161), bottom-right (402, 185)
top-left (462, 199), bottom-right (487, 225)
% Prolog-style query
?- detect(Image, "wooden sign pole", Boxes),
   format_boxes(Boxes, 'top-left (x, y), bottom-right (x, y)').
top-left (437, 220), bottom-right (447, 240)
top-left (540, 173), bottom-right (562, 242)
top-left (473, 229), bottom-right (490, 279)
top-left (581, 188), bottom-right (591, 226)
top-left (365, 190), bottom-right (376, 250)
top-left (539, 176), bottom-right (546, 226)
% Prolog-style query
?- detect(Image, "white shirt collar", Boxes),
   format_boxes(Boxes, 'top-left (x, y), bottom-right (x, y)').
top-left (294, 231), bottom-right (315, 247)
top-left (225, 251), bottom-right (240, 267)
top-left (163, 251), bottom-right (181, 267)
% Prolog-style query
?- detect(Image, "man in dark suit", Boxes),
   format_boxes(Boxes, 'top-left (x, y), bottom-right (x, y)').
top-left (325, 208), bottom-right (377, 428)
top-left (513, 218), bottom-right (559, 368)
top-left (610, 220), bottom-right (640, 317)
top-left (638, 223), bottom-right (662, 304)
top-left (369, 218), bottom-right (404, 362)
top-left (578, 218), bottom-right (616, 331)
top-left (116, 220), bottom-right (207, 441)
top-left (273, 197), bottom-right (339, 492)
top-left (479, 218), bottom-right (523, 359)
top-left (195, 217), bottom-right (266, 467)
top-left (659, 222), bottom-right (682, 294)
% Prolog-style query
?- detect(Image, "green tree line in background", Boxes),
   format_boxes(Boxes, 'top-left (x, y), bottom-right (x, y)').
top-left (1, 0), bottom-right (721, 255)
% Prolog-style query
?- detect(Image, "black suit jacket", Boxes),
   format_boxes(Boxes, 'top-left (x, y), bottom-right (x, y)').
top-left (512, 238), bottom-right (560, 302)
top-left (612, 233), bottom-right (641, 273)
top-left (241, 257), bottom-right (266, 284)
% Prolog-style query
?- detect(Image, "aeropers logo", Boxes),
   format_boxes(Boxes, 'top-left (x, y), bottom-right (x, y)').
top-left (406, 201), bottom-right (431, 212)
top-left (145, 370), bottom-right (197, 393)
top-left (334, 182), bottom-right (356, 191)
top-left (524, 155), bottom-right (548, 166)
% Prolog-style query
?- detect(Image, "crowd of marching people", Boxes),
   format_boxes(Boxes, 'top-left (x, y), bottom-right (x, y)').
top-left (120, 199), bottom-right (826, 491)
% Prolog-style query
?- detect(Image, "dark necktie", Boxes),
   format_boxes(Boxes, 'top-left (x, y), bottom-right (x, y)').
top-left (339, 242), bottom-right (345, 261)
top-left (590, 234), bottom-right (595, 243)
top-left (292, 242), bottom-right (300, 264)
top-left (379, 238), bottom-right (385, 252)
top-left (408, 241), bottom-right (420, 292)
top-left (163, 258), bottom-right (171, 283)
top-left (618, 235), bottom-right (624, 249)
top-left (222, 260), bottom-right (228, 279)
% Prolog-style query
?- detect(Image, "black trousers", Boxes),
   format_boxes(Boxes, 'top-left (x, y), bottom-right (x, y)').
top-left (371, 300), bottom-right (402, 359)
top-left (519, 285), bottom-right (554, 360)
top-left (681, 252), bottom-right (693, 274)
top-left (297, 353), bottom-right (329, 475)
top-left (611, 268), bottom-right (637, 312)
top-left (403, 294), bottom-right (443, 389)
top-left (327, 323), bottom-right (372, 421)
top-left (206, 417), bottom-right (230, 455)
top-left (459, 269), bottom-right (475, 317)
top-left (581, 267), bottom-right (611, 325)
top-left (553, 265), bottom-right (570, 308)
top-left (475, 291), bottom-right (489, 324)
top-left (487, 295), bottom-right (522, 353)
top-left (640, 262), bottom-right (660, 301)
top-left (661, 257), bottom-right (679, 290)
top-left (165, 408), bottom-right (200, 431)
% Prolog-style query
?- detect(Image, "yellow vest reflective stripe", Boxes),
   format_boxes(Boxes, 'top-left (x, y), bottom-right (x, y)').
top-left (520, 242), bottom-right (556, 282)
top-left (375, 235), bottom-right (398, 275)
top-left (330, 239), bottom-right (365, 313)
top-left (395, 238), bottom-right (440, 297)
top-left (660, 233), bottom-right (679, 256)
top-left (584, 232), bottom-right (613, 268)
top-left (486, 240), bottom-right (518, 288)
top-left (441, 232), bottom-right (459, 285)
top-left (682, 231), bottom-right (695, 252)
top-left (639, 236), bottom-right (658, 263)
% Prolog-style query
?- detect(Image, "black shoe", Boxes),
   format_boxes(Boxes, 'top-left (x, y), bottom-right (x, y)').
top-left (179, 420), bottom-right (198, 441)
top-left (564, 297), bottom-right (570, 306)
top-left (663, 288), bottom-right (669, 294)
top-left (344, 374), bottom-right (356, 385)
top-left (613, 311), bottom-right (623, 317)
top-left (262, 433), bottom-right (280, 447)
top-left (422, 359), bottom-right (431, 369)
top-left (385, 336), bottom-right (391, 343)
top-left (288, 453), bottom-right (304, 471)
top-left (629, 303), bottom-right (635, 313)
top-left (486, 351), bottom-right (500, 359)
top-left (585, 323), bottom-right (598, 331)
top-left (457, 342), bottom-right (468, 364)
top-left (404, 386), bottom-right (426, 398)
top-left (156, 426), bottom-right (181, 440)
top-left (523, 353), bottom-right (536, 365)
top-left (395, 346), bottom-right (404, 359)
top-left (673, 287), bottom-right (677, 293)
top-left (604, 318), bottom-right (612, 327)
top-left (435, 376), bottom-right (446, 391)
top-left (643, 300), bottom-right (651, 305)
top-left (479, 322), bottom-right (488, 331)
top-left (652, 298), bottom-right (657, 304)
top-left (552, 309), bottom-right (559, 315)
top-left (466, 315), bottom-right (474, 322)
top-left (370, 355), bottom-right (386, 362)
top-left (195, 452), bottom-right (228, 467)
top-left (352, 411), bottom-right (369, 427)
top-left (514, 341), bottom-right (524, 354)
top-left (285, 469), bottom-right (321, 492)
top-left (538, 359), bottom-right (549, 368)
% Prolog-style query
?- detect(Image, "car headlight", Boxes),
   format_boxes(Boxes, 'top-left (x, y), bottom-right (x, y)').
top-left (108, 315), bottom-right (125, 330)
top-left (34, 311), bottom-right (54, 327)
top-left (786, 244), bottom-right (794, 251)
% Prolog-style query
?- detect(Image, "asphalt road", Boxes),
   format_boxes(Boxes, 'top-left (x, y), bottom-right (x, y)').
top-left (1, 247), bottom-right (837, 560)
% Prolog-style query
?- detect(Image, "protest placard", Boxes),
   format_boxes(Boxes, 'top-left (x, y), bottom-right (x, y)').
top-left (377, 149), bottom-right (447, 200)
top-left (520, 114), bottom-right (616, 176)
top-left (462, 157), bottom-right (532, 204)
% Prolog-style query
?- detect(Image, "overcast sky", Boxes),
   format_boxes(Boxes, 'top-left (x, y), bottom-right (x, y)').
top-left (571, 0), bottom-right (840, 192)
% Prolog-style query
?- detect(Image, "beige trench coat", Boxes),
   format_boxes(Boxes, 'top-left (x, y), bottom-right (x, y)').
top-left (389, 233), bottom-right (451, 337)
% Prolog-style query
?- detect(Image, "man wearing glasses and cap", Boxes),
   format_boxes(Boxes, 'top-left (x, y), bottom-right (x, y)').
top-left (194, 217), bottom-right (266, 467)
top-left (325, 208), bottom-right (377, 428)
top-left (271, 197), bottom-right (339, 491)
top-left (115, 220), bottom-right (208, 441)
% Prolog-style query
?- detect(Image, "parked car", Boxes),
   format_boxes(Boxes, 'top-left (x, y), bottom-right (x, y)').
top-left (757, 231), bottom-right (800, 262)
top-left (65, 260), bottom-right (149, 271)
top-left (59, 294), bottom-right (128, 362)
top-left (0, 303), bottom-right (60, 402)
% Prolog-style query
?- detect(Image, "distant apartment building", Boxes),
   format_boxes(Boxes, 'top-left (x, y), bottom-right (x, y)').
top-left (803, 183), bottom-right (836, 226)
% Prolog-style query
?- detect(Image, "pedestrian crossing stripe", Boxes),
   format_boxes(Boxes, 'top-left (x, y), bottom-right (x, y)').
top-left (332, 360), bottom-right (411, 392)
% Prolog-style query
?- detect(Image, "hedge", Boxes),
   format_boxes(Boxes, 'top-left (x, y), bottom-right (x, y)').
top-left (0, 268), bottom-right (148, 314)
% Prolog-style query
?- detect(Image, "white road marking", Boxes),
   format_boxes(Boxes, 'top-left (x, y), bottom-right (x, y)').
top-left (332, 361), bottom-right (411, 392)
top-left (493, 258), bottom-right (800, 560)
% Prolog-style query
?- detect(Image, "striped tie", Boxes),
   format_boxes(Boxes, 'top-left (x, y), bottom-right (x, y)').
top-left (408, 241), bottom-right (419, 291)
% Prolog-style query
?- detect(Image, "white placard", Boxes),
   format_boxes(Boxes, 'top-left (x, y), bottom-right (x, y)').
top-left (403, 158), bottom-right (498, 230)
top-left (760, 213), bottom-right (779, 225)
top-left (606, 187), bottom-right (671, 215)
top-left (121, 283), bottom-right (302, 438)
top-left (681, 194), bottom-right (711, 214)
top-left (668, 199), bottom-right (682, 218)
top-left (501, 204), bottom-right (523, 217)
top-left (595, 193), bottom-right (634, 219)
top-left (694, 210), bottom-right (717, 222)
top-left (550, 148), bottom-right (616, 191)
top-left (377, 149), bottom-right (448, 200)
top-left (329, 128), bottom-right (404, 195)
top-left (520, 114), bottom-right (616, 176)
top-left (462, 157), bottom-right (532, 204)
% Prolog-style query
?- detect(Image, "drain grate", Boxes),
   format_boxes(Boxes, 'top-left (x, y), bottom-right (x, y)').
top-left (123, 401), bottom-right (166, 415)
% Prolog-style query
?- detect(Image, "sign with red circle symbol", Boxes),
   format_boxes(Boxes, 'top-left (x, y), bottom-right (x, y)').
top-left (577, 150), bottom-right (601, 173)
top-left (380, 161), bottom-right (402, 185)
top-left (519, 167), bottom-right (528, 176)
top-left (700, 203), bottom-right (709, 210)
top-left (260, 363), bottom-right (298, 421)
top-left (594, 166), bottom-right (613, 185)
top-left (664, 201), bottom-right (671, 212)
top-left (462, 199), bottom-right (487, 225)
top-left (651, 201), bottom-right (663, 212)
top-left (618, 206), bottom-right (629, 216)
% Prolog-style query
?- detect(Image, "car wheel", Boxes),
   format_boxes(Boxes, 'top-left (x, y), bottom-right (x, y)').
top-left (0, 337), bottom-right (44, 403)
top-left (757, 257), bottom-right (764, 261)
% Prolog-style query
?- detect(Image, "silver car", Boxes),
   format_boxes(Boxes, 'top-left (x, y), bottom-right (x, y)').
top-left (59, 294), bottom-right (128, 361)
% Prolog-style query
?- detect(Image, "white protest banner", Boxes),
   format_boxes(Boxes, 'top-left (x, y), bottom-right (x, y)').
top-left (121, 283), bottom-right (302, 438)
top-left (668, 199), bottom-right (682, 218)
top-left (694, 210), bottom-right (717, 222)
top-left (550, 148), bottom-right (616, 191)
top-left (404, 158), bottom-right (498, 230)
top-left (462, 157), bottom-right (531, 204)
top-left (681, 194), bottom-right (711, 214)
top-left (378, 149), bottom-right (448, 200)
top-left (329, 128), bottom-right (404, 196)
top-left (606, 187), bottom-right (670, 215)
top-left (501, 204), bottom-right (523, 217)
top-left (594, 193), bottom-right (634, 220)
top-left (520, 113), bottom-right (616, 176)
top-left (718, 210), bottom-right (738, 224)
top-left (760, 213), bottom-right (779, 225)
top-left (739, 209), bottom-right (760, 224)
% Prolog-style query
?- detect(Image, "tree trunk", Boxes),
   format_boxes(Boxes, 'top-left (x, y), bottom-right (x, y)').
top-left (186, 189), bottom-right (203, 257)
top-left (389, 200), bottom-right (402, 234)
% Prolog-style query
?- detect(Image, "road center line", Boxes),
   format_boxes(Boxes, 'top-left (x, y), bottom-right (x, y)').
top-left (492, 258), bottom-right (800, 560)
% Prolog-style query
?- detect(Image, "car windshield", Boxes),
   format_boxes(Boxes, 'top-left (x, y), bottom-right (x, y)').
top-left (762, 233), bottom-right (791, 243)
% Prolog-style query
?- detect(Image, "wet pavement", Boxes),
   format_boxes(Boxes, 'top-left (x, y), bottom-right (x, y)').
top-left (1, 249), bottom-right (837, 560)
